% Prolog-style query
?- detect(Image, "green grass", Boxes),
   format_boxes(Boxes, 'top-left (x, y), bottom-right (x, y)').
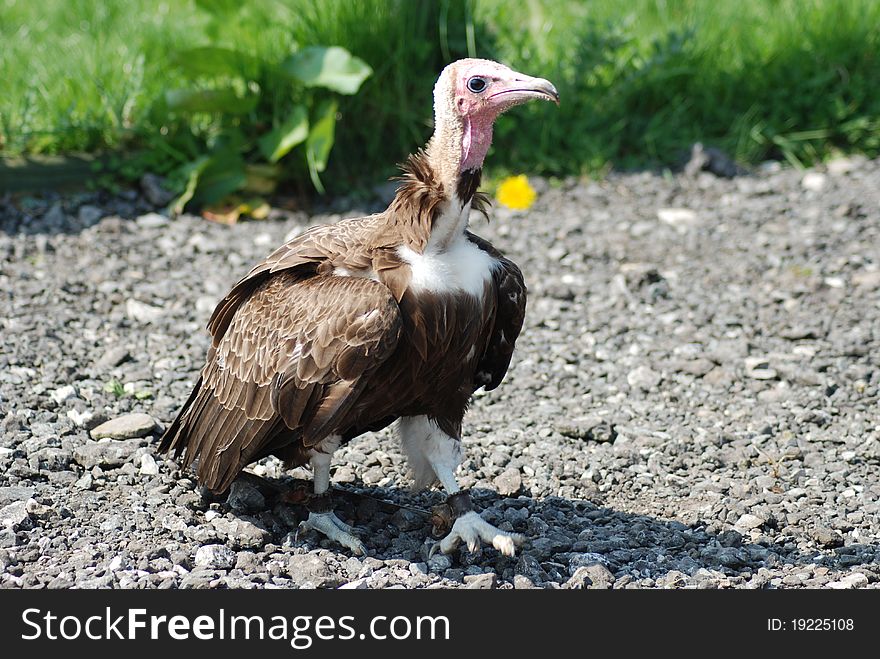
top-left (2, 0), bottom-right (879, 195)
top-left (478, 0), bottom-right (880, 174)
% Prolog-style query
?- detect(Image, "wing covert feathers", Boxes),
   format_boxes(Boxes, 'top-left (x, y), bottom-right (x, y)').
top-left (160, 272), bottom-right (402, 492)
top-left (467, 232), bottom-right (528, 391)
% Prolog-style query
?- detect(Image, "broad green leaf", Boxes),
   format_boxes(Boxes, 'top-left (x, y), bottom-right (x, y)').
top-left (208, 126), bottom-right (246, 154)
top-left (170, 156), bottom-right (210, 215)
top-left (257, 105), bottom-right (309, 163)
top-left (306, 100), bottom-right (337, 193)
top-left (172, 47), bottom-right (260, 79)
top-left (196, 152), bottom-right (248, 205)
top-left (282, 46), bottom-right (372, 95)
top-left (165, 88), bottom-right (257, 115)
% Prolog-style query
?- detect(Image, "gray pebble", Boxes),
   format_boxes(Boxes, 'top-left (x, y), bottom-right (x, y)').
top-left (74, 439), bottom-right (145, 468)
top-left (194, 544), bottom-right (236, 570)
top-left (89, 413), bottom-right (158, 440)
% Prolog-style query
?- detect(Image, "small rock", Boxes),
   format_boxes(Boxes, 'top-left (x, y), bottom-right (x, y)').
top-left (30, 447), bottom-right (72, 471)
top-left (253, 233), bottom-right (274, 248)
top-left (195, 296), bottom-right (217, 315)
top-left (361, 466), bottom-right (385, 485)
top-left (75, 473), bottom-right (94, 490)
top-left (126, 299), bottom-right (165, 324)
top-left (744, 357), bottom-right (777, 380)
top-left (226, 480), bottom-right (266, 513)
top-left (51, 384), bottom-right (78, 405)
top-left (464, 573), bottom-right (497, 589)
top-left (0, 486), bottom-right (36, 507)
top-left (332, 466), bottom-right (356, 483)
top-left (567, 564), bottom-right (616, 589)
top-left (827, 572), bottom-right (868, 590)
top-left (734, 513), bottom-right (765, 532)
top-left (42, 202), bottom-right (66, 227)
top-left (0, 528), bottom-right (16, 548)
top-left (107, 555), bottom-right (128, 572)
top-left (853, 270), bottom-right (880, 291)
top-left (657, 208), bottom-right (699, 229)
top-left (568, 553), bottom-right (608, 573)
top-left (66, 409), bottom-right (95, 428)
top-left (684, 143), bottom-right (741, 178)
top-left (139, 453), bottom-right (160, 476)
top-left (73, 438), bottom-right (144, 468)
top-left (619, 263), bottom-right (666, 294)
top-left (556, 416), bottom-right (616, 442)
top-left (513, 574), bottom-right (536, 589)
top-left (703, 367), bottom-right (734, 387)
top-left (135, 211), bottom-right (170, 228)
top-left (78, 204), bottom-right (104, 224)
top-left (194, 544), bottom-right (236, 570)
top-left (287, 554), bottom-right (341, 588)
top-left (96, 346), bottom-right (132, 368)
top-left (801, 172), bottom-right (827, 191)
top-left (677, 358), bottom-right (716, 376)
top-left (1, 500), bottom-right (31, 529)
top-left (811, 526), bottom-right (843, 548)
top-left (339, 579), bottom-right (369, 590)
top-left (186, 235), bottom-right (220, 253)
top-left (427, 554), bottom-right (452, 572)
top-left (780, 326), bottom-right (818, 340)
top-left (90, 413), bottom-right (158, 440)
top-left (627, 366), bottom-right (662, 391)
top-left (493, 468), bottom-right (523, 496)
top-left (514, 554), bottom-right (548, 582)
top-left (140, 174), bottom-right (175, 206)
top-left (211, 516), bottom-right (271, 550)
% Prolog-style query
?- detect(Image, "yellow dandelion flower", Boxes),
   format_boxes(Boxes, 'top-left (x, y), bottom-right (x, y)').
top-left (496, 174), bottom-right (537, 210)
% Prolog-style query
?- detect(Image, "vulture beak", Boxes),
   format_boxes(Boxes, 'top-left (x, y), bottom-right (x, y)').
top-left (490, 75), bottom-right (560, 106)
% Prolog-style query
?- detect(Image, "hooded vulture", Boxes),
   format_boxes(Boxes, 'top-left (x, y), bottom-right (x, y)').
top-left (160, 59), bottom-right (559, 555)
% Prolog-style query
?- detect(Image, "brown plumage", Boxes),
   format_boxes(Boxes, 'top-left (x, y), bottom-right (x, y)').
top-left (159, 151), bottom-right (527, 493)
top-left (159, 59), bottom-right (558, 556)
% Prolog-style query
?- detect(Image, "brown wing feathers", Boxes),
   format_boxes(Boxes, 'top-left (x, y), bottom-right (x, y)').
top-left (160, 271), bottom-right (402, 492)
top-left (467, 232), bottom-right (527, 391)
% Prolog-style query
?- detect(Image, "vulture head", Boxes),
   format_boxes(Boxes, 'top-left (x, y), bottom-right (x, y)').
top-left (428, 58), bottom-right (559, 178)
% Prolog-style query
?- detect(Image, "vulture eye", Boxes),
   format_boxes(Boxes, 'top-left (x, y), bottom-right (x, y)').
top-left (467, 77), bottom-right (488, 93)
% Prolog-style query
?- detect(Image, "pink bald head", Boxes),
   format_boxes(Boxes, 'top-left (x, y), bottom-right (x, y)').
top-left (431, 59), bottom-right (559, 174)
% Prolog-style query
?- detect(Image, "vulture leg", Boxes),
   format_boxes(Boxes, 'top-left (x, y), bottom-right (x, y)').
top-left (399, 416), bottom-right (524, 557)
top-left (298, 436), bottom-right (366, 556)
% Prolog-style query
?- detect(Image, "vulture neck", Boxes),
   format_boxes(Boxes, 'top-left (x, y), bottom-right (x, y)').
top-left (420, 111), bottom-right (488, 252)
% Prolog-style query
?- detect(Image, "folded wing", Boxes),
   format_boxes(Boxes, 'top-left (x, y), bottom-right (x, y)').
top-left (160, 271), bottom-right (402, 492)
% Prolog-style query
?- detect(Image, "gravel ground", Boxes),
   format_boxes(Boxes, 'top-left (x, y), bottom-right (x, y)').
top-left (1, 156), bottom-right (879, 590)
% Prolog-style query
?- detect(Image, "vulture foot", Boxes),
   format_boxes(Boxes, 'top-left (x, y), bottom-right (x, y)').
top-left (431, 511), bottom-right (524, 557)
top-left (299, 512), bottom-right (366, 556)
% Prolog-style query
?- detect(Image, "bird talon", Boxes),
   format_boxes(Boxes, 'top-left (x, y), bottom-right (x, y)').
top-left (298, 512), bottom-right (367, 555)
top-left (435, 511), bottom-right (522, 557)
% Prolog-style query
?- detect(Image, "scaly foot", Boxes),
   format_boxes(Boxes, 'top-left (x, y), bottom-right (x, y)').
top-left (299, 511), bottom-right (367, 556)
top-left (431, 511), bottom-right (524, 557)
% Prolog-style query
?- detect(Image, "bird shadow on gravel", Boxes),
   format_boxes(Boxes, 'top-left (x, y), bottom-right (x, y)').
top-left (204, 472), bottom-right (876, 589)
